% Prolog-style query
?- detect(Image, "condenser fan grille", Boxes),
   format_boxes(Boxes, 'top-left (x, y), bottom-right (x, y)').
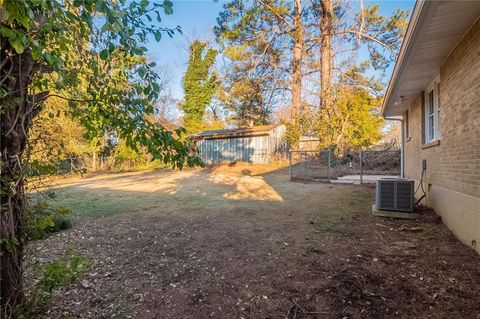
top-left (376, 178), bottom-right (414, 212)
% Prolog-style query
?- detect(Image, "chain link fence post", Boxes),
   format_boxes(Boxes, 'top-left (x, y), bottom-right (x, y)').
top-left (303, 151), bottom-right (306, 184)
top-left (289, 150), bottom-right (292, 181)
top-left (359, 150), bottom-right (363, 185)
top-left (327, 148), bottom-right (331, 181)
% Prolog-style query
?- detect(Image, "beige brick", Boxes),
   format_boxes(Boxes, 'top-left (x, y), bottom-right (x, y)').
top-left (403, 18), bottom-right (480, 253)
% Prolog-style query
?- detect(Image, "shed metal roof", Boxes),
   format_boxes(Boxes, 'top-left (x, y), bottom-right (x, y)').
top-left (190, 124), bottom-right (279, 140)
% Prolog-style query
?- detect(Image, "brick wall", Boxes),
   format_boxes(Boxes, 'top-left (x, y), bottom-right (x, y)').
top-left (404, 18), bottom-right (480, 252)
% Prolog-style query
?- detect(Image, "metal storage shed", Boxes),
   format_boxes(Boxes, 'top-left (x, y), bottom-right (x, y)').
top-left (190, 124), bottom-right (287, 165)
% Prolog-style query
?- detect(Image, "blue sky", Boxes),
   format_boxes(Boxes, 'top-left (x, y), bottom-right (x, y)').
top-left (145, 0), bottom-right (415, 101)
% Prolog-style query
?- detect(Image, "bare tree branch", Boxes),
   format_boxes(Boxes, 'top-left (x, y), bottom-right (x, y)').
top-left (334, 29), bottom-right (393, 53)
top-left (257, 0), bottom-right (295, 29)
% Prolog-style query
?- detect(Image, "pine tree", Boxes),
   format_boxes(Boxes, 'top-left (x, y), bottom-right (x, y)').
top-left (216, 0), bottom-right (408, 147)
top-left (215, 0), bottom-right (291, 126)
top-left (313, 0), bottom-right (408, 118)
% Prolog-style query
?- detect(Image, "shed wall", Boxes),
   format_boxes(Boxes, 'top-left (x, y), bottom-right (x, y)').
top-left (197, 126), bottom-right (286, 164)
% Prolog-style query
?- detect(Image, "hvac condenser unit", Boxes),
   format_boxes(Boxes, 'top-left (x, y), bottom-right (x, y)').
top-left (375, 178), bottom-right (414, 212)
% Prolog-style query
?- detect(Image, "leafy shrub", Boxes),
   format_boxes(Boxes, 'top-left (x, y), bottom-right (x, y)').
top-left (28, 160), bottom-right (59, 176)
top-left (26, 201), bottom-right (73, 240)
top-left (283, 119), bottom-right (302, 148)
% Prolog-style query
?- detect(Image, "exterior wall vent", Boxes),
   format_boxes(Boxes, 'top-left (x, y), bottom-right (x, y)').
top-left (375, 178), bottom-right (414, 212)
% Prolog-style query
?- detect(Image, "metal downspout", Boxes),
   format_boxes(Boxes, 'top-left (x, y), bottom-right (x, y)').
top-left (385, 117), bottom-right (404, 178)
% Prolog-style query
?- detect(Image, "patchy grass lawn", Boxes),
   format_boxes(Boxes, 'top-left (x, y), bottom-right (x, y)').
top-left (28, 165), bottom-right (480, 319)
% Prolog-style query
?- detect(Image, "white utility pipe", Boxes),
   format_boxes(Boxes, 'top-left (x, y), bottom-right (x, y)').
top-left (385, 117), bottom-right (404, 178)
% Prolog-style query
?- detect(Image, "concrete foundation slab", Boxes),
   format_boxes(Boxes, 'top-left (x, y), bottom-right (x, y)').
top-left (372, 205), bottom-right (420, 219)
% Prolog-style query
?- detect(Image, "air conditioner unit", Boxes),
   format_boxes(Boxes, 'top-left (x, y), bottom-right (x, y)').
top-left (375, 178), bottom-right (414, 212)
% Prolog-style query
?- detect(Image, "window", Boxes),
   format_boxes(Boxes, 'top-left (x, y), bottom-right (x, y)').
top-left (424, 77), bottom-right (440, 143)
top-left (427, 90), bottom-right (435, 141)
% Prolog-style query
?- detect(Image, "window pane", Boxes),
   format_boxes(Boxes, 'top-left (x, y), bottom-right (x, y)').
top-left (429, 116), bottom-right (434, 140)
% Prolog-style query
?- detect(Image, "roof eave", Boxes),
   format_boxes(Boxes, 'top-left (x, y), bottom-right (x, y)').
top-left (382, 1), bottom-right (480, 117)
top-left (382, 0), bottom-right (426, 117)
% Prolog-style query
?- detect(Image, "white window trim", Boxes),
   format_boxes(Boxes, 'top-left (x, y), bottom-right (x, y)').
top-left (424, 75), bottom-right (441, 143)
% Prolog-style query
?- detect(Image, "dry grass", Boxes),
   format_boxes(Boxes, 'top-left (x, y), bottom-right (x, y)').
top-left (45, 164), bottom-right (364, 219)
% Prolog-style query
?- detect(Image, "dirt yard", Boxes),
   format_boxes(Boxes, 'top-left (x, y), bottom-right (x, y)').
top-left (28, 165), bottom-right (480, 318)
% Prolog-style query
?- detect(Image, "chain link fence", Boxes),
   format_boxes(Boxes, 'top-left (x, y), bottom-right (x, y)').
top-left (289, 149), bottom-right (401, 184)
top-left (28, 156), bottom-right (158, 176)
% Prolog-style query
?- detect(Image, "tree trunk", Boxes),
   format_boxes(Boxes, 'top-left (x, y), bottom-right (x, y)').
top-left (92, 152), bottom-right (97, 171)
top-left (1, 38), bottom-right (41, 315)
top-left (320, 0), bottom-right (333, 111)
top-left (290, 0), bottom-right (304, 120)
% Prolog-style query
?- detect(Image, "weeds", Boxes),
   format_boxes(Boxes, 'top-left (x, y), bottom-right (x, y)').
top-left (26, 200), bottom-right (73, 240)
top-left (15, 248), bottom-right (89, 317)
top-left (35, 248), bottom-right (89, 294)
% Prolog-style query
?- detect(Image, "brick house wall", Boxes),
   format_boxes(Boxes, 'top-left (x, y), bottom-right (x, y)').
top-left (403, 18), bottom-right (480, 253)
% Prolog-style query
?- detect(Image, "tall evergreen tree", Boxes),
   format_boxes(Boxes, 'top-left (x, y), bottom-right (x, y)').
top-left (312, 0), bottom-right (408, 115)
top-left (216, 0), bottom-right (408, 147)
top-left (179, 40), bottom-right (218, 133)
top-left (215, 0), bottom-right (291, 127)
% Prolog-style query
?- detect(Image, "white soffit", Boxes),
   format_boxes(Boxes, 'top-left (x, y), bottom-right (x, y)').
top-left (382, 0), bottom-right (480, 117)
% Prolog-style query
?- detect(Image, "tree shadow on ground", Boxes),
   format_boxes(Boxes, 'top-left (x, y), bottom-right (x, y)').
top-left (31, 166), bottom-right (480, 319)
